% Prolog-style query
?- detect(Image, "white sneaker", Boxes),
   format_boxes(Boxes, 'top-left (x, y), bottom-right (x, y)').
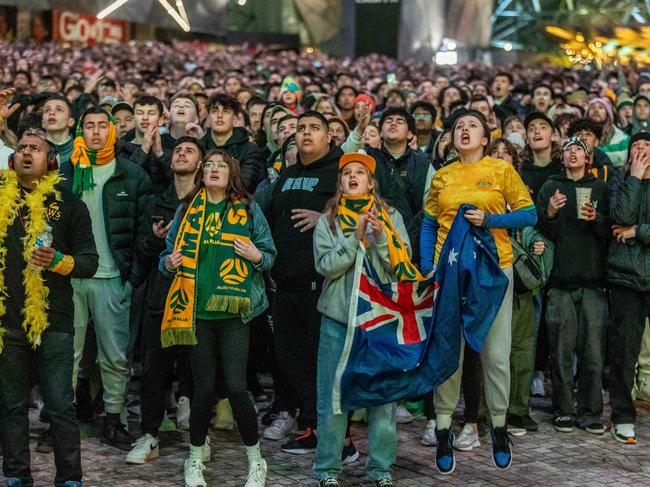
top-left (125, 434), bottom-right (159, 464)
top-left (244, 459), bottom-right (267, 486)
top-left (177, 396), bottom-right (191, 431)
top-left (531, 372), bottom-right (545, 397)
top-left (421, 419), bottom-right (437, 446)
top-left (203, 437), bottom-right (212, 463)
top-left (212, 399), bottom-right (234, 430)
top-left (184, 457), bottom-right (207, 487)
top-left (611, 423), bottom-right (636, 444)
top-left (395, 405), bottom-right (413, 424)
top-left (453, 423), bottom-right (480, 451)
top-left (262, 411), bottom-right (297, 440)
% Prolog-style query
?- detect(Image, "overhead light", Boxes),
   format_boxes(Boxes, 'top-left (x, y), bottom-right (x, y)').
top-left (504, 43), bottom-right (513, 51)
top-left (97, 0), bottom-right (130, 19)
top-left (97, 0), bottom-right (190, 31)
top-left (175, 0), bottom-right (189, 24)
top-left (158, 0), bottom-right (190, 31)
top-left (435, 51), bottom-right (457, 66)
top-left (237, 0), bottom-right (247, 5)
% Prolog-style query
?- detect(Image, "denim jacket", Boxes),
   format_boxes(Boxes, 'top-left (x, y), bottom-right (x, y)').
top-left (159, 200), bottom-right (276, 323)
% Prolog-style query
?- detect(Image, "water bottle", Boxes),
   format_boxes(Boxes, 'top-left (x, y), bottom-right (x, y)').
top-left (28, 225), bottom-right (53, 273)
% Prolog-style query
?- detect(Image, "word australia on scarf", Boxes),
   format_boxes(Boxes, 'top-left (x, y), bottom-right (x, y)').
top-left (333, 205), bottom-right (509, 414)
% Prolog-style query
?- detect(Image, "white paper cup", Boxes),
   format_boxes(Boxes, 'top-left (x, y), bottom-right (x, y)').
top-left (576, 187), bottom-right (592, 219)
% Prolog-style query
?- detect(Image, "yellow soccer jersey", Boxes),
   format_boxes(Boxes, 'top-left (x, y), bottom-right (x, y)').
top-left (424, 156), bottom-right (534, 268)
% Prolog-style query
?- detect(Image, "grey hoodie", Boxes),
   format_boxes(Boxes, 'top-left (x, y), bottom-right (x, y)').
top-left (313, 210), bottom-right (410, 324)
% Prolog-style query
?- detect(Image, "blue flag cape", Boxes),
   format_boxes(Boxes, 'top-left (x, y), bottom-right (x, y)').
top-left (333, 205), bottom-right (508, 413)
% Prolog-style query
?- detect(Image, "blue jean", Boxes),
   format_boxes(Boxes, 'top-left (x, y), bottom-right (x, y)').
top-left (313, 317), bottom-right (396, 481)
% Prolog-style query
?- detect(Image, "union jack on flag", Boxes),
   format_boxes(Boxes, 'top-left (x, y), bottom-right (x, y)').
top-left (332, 248), bottom-right (448, 414)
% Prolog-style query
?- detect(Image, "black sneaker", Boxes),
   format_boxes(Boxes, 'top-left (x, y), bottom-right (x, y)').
top-left (508, 414), bottom-right (539, 432)
top-left (99, 413), bottom-right (135, 451)
top-left (583, 422), bottom-right (605, 435)
top-left (261, 410), bottom-right (278, 426)
top-left (490, 426), bottom-right (513, 470)
top-left (434, 428), bottom-right (455, 475)
top-left (281, 427), bottom-right (317, 454)
top-left (553, 416), bottom-right (575, 433)
top-left (341, 439), bottom-right (359, 465)
top-left (35, 428), bottom-right (53, 454)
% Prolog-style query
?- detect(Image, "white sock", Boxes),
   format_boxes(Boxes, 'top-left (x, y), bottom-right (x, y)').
top-left (245, 442), bottom-right (262, 464)
top-left (190, 444), bottom-right (204, 462)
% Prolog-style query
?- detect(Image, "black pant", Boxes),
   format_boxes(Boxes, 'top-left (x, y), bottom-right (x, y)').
top-left (273, 289), bottom-right (321, 429)
top-left (140, 312), bottom-right (193, 436)
top-left (0, 329), bottom-right (81, 487)
top-left (189, 318), bottom-right (258, 446)
top-left (608, 286), bottom-right (650, 424)
top-left (461, 344), bottom-right (482, 423)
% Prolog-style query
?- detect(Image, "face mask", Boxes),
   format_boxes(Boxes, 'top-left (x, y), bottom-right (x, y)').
top-left (506, 132), bottom-right (525, 148)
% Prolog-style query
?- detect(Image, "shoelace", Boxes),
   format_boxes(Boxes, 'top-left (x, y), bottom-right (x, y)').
top-left (321, 479), bottom-right (339, 487)
top-left (376, 479), bottom-right (393, 487)
top-left (247, 462), bottom-right (265, 481)
top-left (189, 459), bottom-right (206, 473)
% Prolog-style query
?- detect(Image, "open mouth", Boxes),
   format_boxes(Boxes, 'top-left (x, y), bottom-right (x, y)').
top-left (47, 117), bottom-right (57, 124)
top-left (461, 133), bottom-right (470, 144)
top-left (349, 180), bottom-right (358, 189)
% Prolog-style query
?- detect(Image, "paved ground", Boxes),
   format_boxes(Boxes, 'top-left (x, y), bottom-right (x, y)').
top-left (19, 388), bottom-right (650, 486)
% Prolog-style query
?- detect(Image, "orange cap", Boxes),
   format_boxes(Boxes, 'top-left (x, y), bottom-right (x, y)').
top-left (338, 152), bottom-right (376, 175)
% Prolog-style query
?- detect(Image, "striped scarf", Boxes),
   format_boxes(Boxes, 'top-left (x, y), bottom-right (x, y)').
top-left (70, 111), bottom-right (117, 195)
top-left (338, 194), bottom-right (424, 282)
top-left (161, 189), bottom-right (253, 347)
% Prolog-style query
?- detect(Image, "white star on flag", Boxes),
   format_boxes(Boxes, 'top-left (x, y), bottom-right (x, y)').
top-left (448, 248), bottom-right (458, 266)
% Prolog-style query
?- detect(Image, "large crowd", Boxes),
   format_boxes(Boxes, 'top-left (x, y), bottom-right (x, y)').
top-left (0, 39), bottom-right (649, 487)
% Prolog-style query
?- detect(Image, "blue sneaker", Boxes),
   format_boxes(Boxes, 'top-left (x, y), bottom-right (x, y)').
top-left (434, 428), bottom-right (455, 475)
top-left (64, 482), bottom-right (82, 487)
top-left (6, 478), bottom-right (22, 487)
top-left (490, 426), bottom-right (513, 470)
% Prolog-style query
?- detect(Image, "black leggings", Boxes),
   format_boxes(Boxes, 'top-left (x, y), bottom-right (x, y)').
top-left (189, 318), bottom-right (259, 447)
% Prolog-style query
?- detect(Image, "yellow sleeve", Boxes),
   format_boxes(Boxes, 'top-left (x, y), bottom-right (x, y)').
top-left (504, 164), bottom-right (534, 211)
top-left (424, 172), bottom-right (441, 219)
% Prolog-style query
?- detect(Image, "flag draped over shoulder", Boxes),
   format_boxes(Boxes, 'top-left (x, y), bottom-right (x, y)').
top-left (333, 205), bottom-right (509, 414)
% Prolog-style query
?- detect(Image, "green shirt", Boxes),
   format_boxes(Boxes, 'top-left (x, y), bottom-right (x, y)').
top-left (196, 199), bottom-right (238, 321)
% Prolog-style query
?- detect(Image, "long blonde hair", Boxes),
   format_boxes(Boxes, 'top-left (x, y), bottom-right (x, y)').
top-left (324, 164), bottom-right (390, 234)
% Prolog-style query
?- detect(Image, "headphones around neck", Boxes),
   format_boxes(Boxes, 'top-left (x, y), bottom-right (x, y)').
top-left (8, 140), bottom-right (59, 172)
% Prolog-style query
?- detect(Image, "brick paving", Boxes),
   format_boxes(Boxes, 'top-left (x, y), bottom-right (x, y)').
top-left (19, 390), bottom-right (650, 486)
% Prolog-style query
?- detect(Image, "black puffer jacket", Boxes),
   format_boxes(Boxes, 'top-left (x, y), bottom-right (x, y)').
top-left (201, 127), bottom-right (265, 193)
top-left (59, 156), bottom-right (152, 285)
top-left (607, 174), bottom-right (650, 291)
top-left (136, 184), bottom-right (181, 314)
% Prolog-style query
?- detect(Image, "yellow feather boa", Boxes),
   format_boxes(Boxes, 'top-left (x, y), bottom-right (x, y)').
top-left (0, 170), bottom-right (61, 352)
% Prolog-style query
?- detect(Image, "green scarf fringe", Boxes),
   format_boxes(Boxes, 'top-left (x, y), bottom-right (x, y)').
top-left (161, 327), bottom-right (198, 348)
top-left (72, 165), bottom-right (96, 196)
top-left (205, 295), bottom-right (251, 314)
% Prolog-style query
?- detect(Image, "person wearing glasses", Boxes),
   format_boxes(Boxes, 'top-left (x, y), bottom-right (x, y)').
top-left (161, 149), bottom-right (276, 487)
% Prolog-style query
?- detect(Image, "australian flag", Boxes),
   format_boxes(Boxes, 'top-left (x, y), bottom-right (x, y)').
top-left (333, 205), bottom-right (509, 413)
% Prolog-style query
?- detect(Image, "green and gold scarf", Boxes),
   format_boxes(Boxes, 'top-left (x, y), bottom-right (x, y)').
top-left (338, 194), bottom-right (424, 282)
top-left (161, 188), bottom-right (253, 347)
